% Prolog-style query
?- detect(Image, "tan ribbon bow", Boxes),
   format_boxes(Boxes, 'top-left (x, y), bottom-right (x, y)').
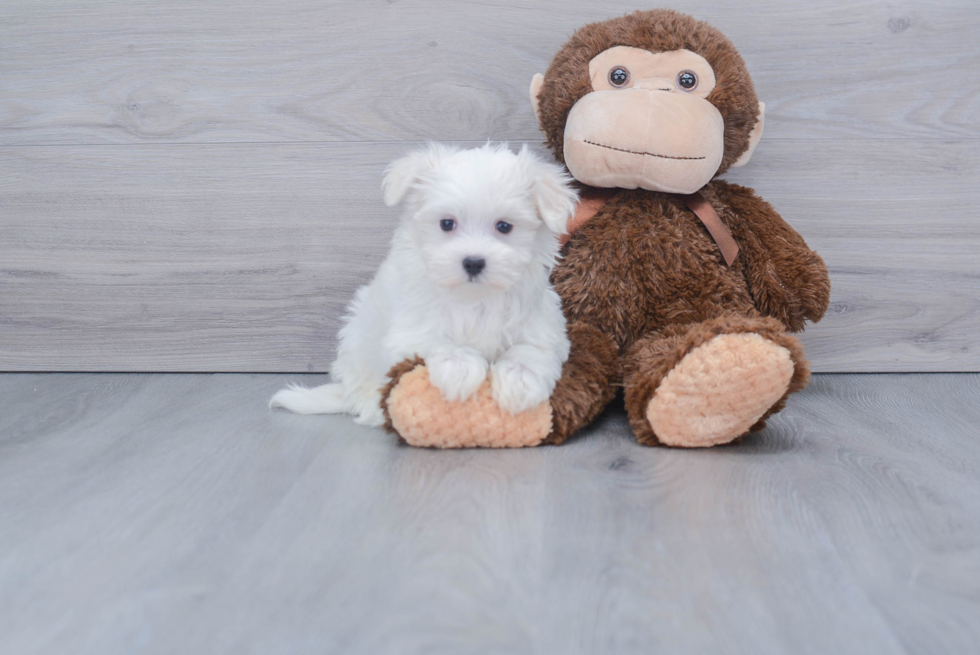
top-left (560, 189), bottom-right (739, 267)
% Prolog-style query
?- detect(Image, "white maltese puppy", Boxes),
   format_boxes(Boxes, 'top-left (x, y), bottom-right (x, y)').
top-left (270, 143), bottom-right (578, 426)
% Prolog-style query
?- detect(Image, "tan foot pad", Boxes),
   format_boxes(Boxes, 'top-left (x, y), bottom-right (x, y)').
top-left (387, 365), bottom-right (552, 449)
top-left (647, 333), bottom-right (794, 448)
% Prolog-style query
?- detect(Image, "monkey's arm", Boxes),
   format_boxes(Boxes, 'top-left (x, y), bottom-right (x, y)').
top-left (714, 182), bottom-right (830, 332)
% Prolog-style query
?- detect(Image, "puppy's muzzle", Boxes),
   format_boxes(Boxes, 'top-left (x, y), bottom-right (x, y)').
top-left (462, 256), bottom-right (486, 280)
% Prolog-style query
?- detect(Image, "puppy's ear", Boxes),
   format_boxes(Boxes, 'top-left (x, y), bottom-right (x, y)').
top-left (519, 145), bottom-right (578, 234)
top-left (382, 143), bottom-right (453, 207)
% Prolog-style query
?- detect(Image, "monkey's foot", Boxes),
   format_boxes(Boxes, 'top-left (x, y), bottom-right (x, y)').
top-left (382, 360), bottom-right (551, 448)
top-left (646, 333), bottom-right (795, 448)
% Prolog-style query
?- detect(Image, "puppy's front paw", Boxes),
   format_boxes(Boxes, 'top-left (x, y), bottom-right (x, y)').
top-left (491, 359), bottom-right (554, 415)
top-left (427, 349), bottom-right (489, 403)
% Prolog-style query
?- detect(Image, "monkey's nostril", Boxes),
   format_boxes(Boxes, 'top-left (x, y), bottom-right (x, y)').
top-left (462, 257), bottom-right (486, 278)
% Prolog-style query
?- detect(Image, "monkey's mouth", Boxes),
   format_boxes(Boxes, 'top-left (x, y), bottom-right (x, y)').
top-left (583, 140), bottom-right (706, 161)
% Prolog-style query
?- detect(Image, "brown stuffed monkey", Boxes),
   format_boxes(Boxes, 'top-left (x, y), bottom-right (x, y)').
top-left (381, 9), bottom-right (830, 448)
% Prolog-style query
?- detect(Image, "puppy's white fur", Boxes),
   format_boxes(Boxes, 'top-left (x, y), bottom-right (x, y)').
top-left (271, 143), bottom-right (578, 426)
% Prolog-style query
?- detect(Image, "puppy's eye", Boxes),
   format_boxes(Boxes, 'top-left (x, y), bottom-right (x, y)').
top-left (608, 66), bottom-right (631, 87)
top-left (495, 221), bottom-right (513, 234)
top-left (676, 70), bottom-right (698, 91)
top-left (440, 218), bottom-right (456, 232)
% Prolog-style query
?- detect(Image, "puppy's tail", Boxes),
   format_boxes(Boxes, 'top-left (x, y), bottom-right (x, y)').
top-left (269, 383), bottom-right (349, 415)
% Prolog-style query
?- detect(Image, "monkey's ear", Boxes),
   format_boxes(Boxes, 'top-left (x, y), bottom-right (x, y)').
top-left (382, 143), bottom-right (452, 206)
top-left (731, 101), bottom-right (765, 168)
top-left (519, 145), bottom-right (578, 234)
top-left (529, 74), bottom-right (545, 123)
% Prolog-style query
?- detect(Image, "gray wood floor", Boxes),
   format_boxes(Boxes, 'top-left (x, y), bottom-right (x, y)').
top-left (1, 373), bottom-right (978, 654)
top-left (3, 0), bottom-right (979, 372)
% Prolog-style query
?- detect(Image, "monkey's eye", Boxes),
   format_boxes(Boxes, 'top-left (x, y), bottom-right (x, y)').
top-left (608, 66), bottom-right (631, 87)
top-left (676, 70), bottom-right (698, 91)
top-left (440, 218), bottom-right (457, 232)
top-left (495, 221), bottom-right (513, 234)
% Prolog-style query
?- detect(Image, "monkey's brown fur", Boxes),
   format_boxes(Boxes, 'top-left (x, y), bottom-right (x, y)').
top-left (536, 10), bottom-right (760, 175)
top-left (383, 9), bottom-right (830, 448)
top-left (381, 356), bottom-right (425, 436)
top-left (541, 10), bottom-right (829, 445)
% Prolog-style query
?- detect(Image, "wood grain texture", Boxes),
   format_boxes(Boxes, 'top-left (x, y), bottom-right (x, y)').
top-left (1, 139), bottom-right (977, 372)
top-left (1, 0), bottom-right (978, 371)
top-left (0, 372), bottom-right (978, 654)
top-left (1, 0), bottom-right (977, 144)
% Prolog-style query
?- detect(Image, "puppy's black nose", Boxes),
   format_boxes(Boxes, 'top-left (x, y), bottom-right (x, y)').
top-left (462, 257), bottom-right (486, 278)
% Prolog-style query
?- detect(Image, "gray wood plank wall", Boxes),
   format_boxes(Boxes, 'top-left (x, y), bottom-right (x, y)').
top-left (1, 0), bottom-right (978, 372)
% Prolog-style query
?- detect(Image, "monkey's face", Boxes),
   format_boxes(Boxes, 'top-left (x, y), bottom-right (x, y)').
top-left (532, 11), bottom-right (767, 194)
top-left (563, 46), bottom-right (724, 195)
